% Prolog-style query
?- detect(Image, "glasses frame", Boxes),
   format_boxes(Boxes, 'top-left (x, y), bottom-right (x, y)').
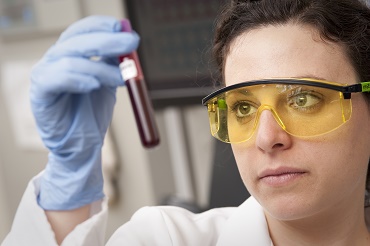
top-left (202, 78), bottom-right (370, 105)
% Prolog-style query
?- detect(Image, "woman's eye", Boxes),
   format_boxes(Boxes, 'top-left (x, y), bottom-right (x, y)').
top-left (288, 92), bottom-right (322, 111)
top-left (232, 102), bottom-right (257, 118)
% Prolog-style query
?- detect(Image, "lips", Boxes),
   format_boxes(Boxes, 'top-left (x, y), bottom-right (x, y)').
top-left (258, 167), bottom-right (307, 186)
top-left (258, 167), bottom-right (307, 179)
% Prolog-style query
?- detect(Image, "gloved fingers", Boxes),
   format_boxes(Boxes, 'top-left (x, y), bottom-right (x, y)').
top-left (56, 57), bottom-right (124, 87)
top-left (46, 31), bottom-right (139, 58)
top-left (31, 70), bottom-right (100, 102)
top-left (31, 57), bottom-right (124, 100)
top-left (57, 16), bottom-right (122, 44)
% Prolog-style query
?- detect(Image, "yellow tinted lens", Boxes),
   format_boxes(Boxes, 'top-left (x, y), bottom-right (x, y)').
top-left (207, 97), bottom-right (230, 142)
top-left (206, 83), bottom-right (352, 143)
top-left (277, 87), bottom-right (352, 136)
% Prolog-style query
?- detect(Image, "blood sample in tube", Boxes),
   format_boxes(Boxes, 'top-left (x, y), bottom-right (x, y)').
top-left (119, 19), bottom-right (160, 148)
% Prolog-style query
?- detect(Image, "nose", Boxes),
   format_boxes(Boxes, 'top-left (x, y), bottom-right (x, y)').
top-left (254, 109), bottom-right (292, 153)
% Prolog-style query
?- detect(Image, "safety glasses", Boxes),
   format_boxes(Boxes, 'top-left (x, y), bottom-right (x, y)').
top-left (202, 78), bottom-right (370, 143)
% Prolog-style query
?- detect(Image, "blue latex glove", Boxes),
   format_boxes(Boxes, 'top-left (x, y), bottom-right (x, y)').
top-left (30, 16), bottom-right (139, 210)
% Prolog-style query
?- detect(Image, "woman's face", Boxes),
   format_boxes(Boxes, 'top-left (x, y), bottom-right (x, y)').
top-left (225, 23), bottom-right (370, 221)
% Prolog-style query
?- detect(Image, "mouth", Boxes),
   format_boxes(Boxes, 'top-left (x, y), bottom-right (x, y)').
top-left (258, 167), bottom-right (307, 186)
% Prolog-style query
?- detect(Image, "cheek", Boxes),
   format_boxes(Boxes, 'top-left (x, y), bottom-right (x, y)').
top-left (231, 144), bottom-right (258, 190)
top-left (294, 116), bottom-right (370, 204)
top-left (309, 135), bottom-right (369, 210)
top-left (342, 101), bottom-right (370, 171)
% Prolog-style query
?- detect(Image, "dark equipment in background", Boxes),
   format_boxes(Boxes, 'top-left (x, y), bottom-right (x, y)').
top-left (209, 140), bottom-right (250, 209)
top-left (125, 0), bottom-right (226, 108)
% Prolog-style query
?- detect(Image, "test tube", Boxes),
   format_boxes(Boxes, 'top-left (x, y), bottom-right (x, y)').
top-left (119, 19), bottom-right (160, 148)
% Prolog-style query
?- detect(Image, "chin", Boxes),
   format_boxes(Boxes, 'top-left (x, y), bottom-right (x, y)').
top-left (257, 193), bottom-right (318, 221)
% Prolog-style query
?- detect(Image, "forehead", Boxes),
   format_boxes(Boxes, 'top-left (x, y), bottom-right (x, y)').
top-left (224, 23), bottom-right (357, 87)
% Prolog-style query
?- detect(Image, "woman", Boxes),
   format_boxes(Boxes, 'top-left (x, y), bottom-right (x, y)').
top-left (204, 0), bottom-right (370, 245)
top-left (3, 0), bottom-right (370, 245)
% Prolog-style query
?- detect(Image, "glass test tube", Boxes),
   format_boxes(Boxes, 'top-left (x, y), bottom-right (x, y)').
top-left (119, 19), bottom-right (160, 148)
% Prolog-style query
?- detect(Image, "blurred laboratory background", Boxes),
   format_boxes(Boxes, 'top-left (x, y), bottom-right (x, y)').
top-left (0, 0), bottom-right (249, 242)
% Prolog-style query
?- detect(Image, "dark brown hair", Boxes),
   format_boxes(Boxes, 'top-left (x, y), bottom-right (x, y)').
top-left (214, 0), bottom-right (370, 85)
top-left (212, 0), bottom-right (370, 201)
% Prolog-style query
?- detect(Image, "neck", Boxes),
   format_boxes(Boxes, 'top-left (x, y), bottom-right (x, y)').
top-left (266, 195), bottom-right (370, 246)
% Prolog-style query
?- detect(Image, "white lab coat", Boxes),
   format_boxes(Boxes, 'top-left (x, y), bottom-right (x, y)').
top-left (2, 173), bottom-right (271, 246)
top-left (3, 174), bottom-right (370, 246)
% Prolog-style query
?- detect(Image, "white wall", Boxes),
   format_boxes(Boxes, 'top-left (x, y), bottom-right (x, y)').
top-left (0, 158), bottom-right (10, 241)
top-left (0, 0), bottom-right (214, 242)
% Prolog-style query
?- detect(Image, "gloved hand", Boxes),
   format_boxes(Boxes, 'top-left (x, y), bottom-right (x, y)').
top-left (30, 15), bottom-right (139, 210)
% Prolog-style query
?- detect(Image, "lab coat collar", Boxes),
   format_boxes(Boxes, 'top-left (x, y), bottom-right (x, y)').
top-left (217, 197), bottom-right (370, 246)
top-left (216, 196), bottom-right (272, 246)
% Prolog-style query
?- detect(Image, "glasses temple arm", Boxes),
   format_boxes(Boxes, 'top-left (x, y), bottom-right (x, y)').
top-left (342, 82), bottom-right (370, 99)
